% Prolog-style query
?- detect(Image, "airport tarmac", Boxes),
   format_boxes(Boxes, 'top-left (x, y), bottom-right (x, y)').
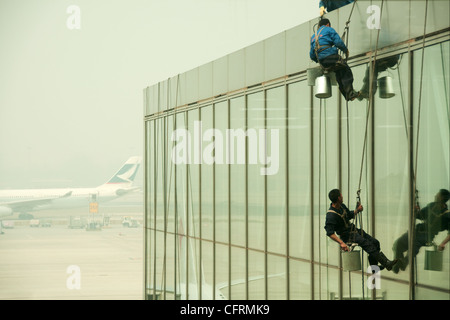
top-left (0, 215), bottom-right (143, 300)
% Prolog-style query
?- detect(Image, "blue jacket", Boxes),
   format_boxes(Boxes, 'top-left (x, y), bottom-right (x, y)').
top-left (319, 0), bottom-right (354, 12)
top-left (309, 26), bottom-right (347, 62)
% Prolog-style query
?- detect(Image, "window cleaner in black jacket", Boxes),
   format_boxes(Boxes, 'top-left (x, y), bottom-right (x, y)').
top-left (324, 188), bottom-right (398, 271)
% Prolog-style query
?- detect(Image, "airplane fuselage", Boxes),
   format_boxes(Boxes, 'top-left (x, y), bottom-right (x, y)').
top-left (0, 156), bottom-right (142, 218)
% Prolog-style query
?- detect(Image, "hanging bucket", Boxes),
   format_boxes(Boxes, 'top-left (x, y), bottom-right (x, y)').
top-left (378, 76), bottom-right (395, 99)
top-left (315, 75), bottom-right (332, 99)
top-left (342, 250), bottom-right (361, 271)
top-left (424, 247), bottom-right (443, 271)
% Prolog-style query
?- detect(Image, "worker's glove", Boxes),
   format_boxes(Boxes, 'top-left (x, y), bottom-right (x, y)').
top-left (320, 6), bottom-right (326, 16)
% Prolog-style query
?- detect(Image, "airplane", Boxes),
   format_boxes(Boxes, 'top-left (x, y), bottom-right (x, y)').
top-left (0, 156), bottom-right (142, 220)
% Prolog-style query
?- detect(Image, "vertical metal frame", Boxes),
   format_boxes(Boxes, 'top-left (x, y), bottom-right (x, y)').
top-left (226, 99), bottom-right (231, 300)
top-left (408, 49), bottom-right (415, 301)
top-left (245, 93), bottom-right (249, 300)
top-left (263, 88), bottom-right (268, 300)
top-left (309, 85), bottom-right (315, 300)
top-left (210, 102), bottom-right (217, 299)
top-left (284, 82), bottom-right (290, 300)
top-left (185, 111), bottom-right (190, 300)
top-left (197, 107), bottom-right (202, 300)
top-left (173, 113), bottom-right (178, 300)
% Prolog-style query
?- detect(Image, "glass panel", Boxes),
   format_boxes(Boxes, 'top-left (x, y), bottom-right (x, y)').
top-left (230, 97), bottom-right (246, 247)
top-left (174, 112), bottom-right (188, 299)
top-left (214, 101), bottom-right (229, 244)
top-left (313, 78), bottom-right (339, 300)
top-left (146, 121), bottom-right (154, 231)
top-left (288, 81), bottom-right (312, 299)
top-left (216, 243), bottom-right (229, 299)
top-left (230, 247), bottom-right (247, 299)
top-left (145, 121), bottom-right (154, 297)
top-left (202, 240), bottom-right (214, 299)
top-left (187, 109), bottom-right (200, 241)
top-left (266, 86), bottom-right (287, 255)
top-left (155, 117), bottom-right (165, 232)
top-left (267, 254), bottom-right (287, 299)
top-left (200, 106), bottom-right (214, 241)
top-left (247, 92), bottom-right (266, 251)
top-left (413, 42), bottom-right (450, 299)
top-left (166, 115), bottom-right (175, 234)
top-left (289, 260), bottom-right (311, 299)
top-left (372, 53), bottom-right (410, 299)
top-left (288, 81), bottom-right (311, 261)
top-left (185, 109), bottom-right (201, 299)
top-left (153, 230), bottom-right (165, 299)
top-left (248, 250), bottom-right (265, 299)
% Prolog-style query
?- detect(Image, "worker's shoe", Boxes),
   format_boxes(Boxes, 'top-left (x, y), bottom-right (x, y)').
top-left (347, 90), bottom-right (361, 101)
top-left (391, 257), bottom-right (409, 274)
top-left (374, 251), bottom-right (398, 271)
top-left (357, 90), bottom-right (369, 101)
top-left (368, 255), bottom-right (385, 271)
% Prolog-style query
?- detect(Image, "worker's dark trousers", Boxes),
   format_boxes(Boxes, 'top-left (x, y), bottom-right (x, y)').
top-left (392, 228), bottom-right (428, 260)
top-left (341, 228), bottom-right (381, 266)
top-left (319, 54), bottom-right (355, 100)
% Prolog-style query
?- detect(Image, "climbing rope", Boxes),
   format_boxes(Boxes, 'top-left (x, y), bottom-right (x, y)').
top-left (410, 0), bottom-right (429, 300)
top-left (340, 0), bottom-right (358, 59)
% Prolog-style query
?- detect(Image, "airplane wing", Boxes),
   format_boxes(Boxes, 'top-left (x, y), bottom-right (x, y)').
top-left (115, 187), bottom-right (141, 196)
top-left (0, 191), bottom-right (72, 213)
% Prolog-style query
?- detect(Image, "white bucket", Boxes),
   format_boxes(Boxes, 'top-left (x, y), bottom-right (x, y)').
top-left (315, 75), bottom-right (332, 99)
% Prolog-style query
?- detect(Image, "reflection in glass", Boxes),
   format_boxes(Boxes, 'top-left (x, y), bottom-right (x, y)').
top-left (372, 53), bottom-right (411, 298)
top-left (412, 42), bottom-right (449, 298)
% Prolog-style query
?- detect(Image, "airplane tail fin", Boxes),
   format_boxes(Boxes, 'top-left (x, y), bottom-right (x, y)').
top-left (101, 156), bottom-right (142, 187)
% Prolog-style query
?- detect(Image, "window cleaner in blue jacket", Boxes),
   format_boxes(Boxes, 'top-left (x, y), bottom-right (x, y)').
top-left (319, 0), bottom-right (355, 16)
top-left (310, 18), bottom-right (360, 101)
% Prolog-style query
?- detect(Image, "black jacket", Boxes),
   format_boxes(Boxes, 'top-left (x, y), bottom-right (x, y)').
top-left (324, 203), bottom-right (355, 237)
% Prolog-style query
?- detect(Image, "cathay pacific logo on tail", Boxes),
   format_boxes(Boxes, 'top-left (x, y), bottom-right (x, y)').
top-left (107, 157), bottom-right (141, 184)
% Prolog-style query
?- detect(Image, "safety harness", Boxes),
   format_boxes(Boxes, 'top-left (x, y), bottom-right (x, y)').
top-left (327, 208), bottom-right (349, 229)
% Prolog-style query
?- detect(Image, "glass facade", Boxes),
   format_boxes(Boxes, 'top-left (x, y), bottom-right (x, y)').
top-left (144, 3), bottom-right (449, 300)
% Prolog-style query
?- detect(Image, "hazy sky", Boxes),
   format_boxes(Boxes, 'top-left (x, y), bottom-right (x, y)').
top-left (0, 0), bottom-right (318, 189)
